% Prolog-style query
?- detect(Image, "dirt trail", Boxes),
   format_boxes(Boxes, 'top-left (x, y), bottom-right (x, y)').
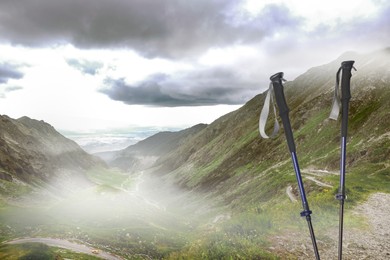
top-left (301, 168), bottom-right (334, 188)
top-left (5, 238), bottom-right (122, 260)
top-left (286, 185), bottom-right (298, 202)
top-left (270, 192), bottom-right (390, 259)
top-left (119, 171), bottom-right (167, 212)
top-left (301, 169), bottom-right (338, 176)
top-left (286, 169), bottom-right (333, 202)
top-left (305, 176), bottom-right (333, 188)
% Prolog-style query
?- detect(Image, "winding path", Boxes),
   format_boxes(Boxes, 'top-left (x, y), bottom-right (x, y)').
top-left (305, 176), bottom-right (333, 188)
top-left (301, 168), bottom-right (338, 176)
top-left (286, 168), bottom-right (334, 202)
top-left (286, 185), bottom-right (297, 202)
top-left (301, 168), bottom-right (334, 188)
top-left (271, 192), bottom-right (390, 259)
top-left (119, 171), bottom-right (167, 212)
top-left (5, 238), bottom-right (122, 260)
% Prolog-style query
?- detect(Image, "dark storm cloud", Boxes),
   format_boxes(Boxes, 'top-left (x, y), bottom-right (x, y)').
top-left (0, 0), bottom-right (301, 58)
top-left (66, 59), bottom-right (103, 75)
top-left (101, 77), bottom-right (190, 107)
top-left (0, 63), bottom-right (24, 84)
top-left (101, 68), bottom-right (258, 106)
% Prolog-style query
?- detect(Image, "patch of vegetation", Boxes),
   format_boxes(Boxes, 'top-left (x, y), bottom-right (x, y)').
top-left (0, 180), bottom-right (33, 198)
top-left (167, 217), bottom-right (278, 260)
top-left (167, 234), bottom-right (278, 259)
top-left (86, 167), bottom-right (131, 189)
top-left (349, 98), bottom-right (381, 132)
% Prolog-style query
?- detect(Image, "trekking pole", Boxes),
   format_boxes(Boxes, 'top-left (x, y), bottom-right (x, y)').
top-left (259, 72), bottom-right (320, 260)
top-left (329, 61), bottom-right (356, 260)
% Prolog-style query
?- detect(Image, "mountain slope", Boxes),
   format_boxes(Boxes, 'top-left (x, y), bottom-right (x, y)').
top-left (0, 115), bottom-right (105, 184)
top-left (146, 48), bottom-right (390, 209)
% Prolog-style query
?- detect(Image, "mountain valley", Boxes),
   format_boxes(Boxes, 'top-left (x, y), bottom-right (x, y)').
top-left (0, 48), bottom-right (390, 259)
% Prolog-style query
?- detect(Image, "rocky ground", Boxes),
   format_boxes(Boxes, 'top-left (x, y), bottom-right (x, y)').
top-left (270, 192), bottom-right (390, 259)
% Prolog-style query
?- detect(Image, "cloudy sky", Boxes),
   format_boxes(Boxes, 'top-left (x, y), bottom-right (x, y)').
top-left (0, 0), bottom-right (389, 133)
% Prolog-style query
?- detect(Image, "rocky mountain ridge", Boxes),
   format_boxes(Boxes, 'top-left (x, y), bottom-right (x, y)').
top-left (0, 115), bottom-right (105, 184)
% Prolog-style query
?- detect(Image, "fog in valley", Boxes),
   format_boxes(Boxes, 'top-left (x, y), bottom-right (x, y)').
top-left (1, 163), bottom-right (229, 259)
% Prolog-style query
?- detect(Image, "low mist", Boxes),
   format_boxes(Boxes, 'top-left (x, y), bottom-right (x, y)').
top-left (1, 168), bottom-right (229, 258)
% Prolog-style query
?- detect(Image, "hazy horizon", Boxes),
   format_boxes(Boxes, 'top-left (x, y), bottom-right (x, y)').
top-left (62, 125), bottom-right (184, 154)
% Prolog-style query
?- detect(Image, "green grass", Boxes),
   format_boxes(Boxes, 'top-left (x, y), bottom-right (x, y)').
top-left (0, 180), bottom-right (33, 198)
top-left (86, 167), bottom-right (132, 189)
top-left (166, 215), bottom-right (279, 260)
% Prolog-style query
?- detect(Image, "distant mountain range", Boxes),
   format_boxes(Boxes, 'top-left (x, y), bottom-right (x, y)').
top-left (104, 123), bottom-right (207, 172)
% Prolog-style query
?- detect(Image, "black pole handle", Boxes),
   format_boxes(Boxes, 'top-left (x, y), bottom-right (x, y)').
top-left (340, 60), bottom-right (355, 137)
top-left (270, 72), bottom-right (296, 153)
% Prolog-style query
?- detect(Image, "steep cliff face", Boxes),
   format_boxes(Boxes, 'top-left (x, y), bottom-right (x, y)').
top-left (0, 115), bottom-right (105, 184)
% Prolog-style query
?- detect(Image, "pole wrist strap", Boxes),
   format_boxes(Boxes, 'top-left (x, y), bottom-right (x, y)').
top-left (329, 65), bottom-right (356, 120)
top-left (259, 82), bottom-right (281, 138)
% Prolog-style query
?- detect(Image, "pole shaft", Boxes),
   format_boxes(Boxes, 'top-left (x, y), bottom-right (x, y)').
top-left (337, 60), bottom-right (354, 260)
top-left (307, 215), bottom-right (321, 260)
top-left (339, 200), bottom-right (345, 260)
top-left (292, 152), bottom-right (320, 260)
top-left (270, 72), bottom-right (320, 259)
top-left (291, 152), bottom-right (309, 211)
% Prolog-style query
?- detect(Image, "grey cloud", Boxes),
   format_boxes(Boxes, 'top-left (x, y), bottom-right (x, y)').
top-left (101, 68), bottom-right (258, 107)
top-left (0, 0), bottom-right (301, 58)
top-left (0, 85), bottom-right (23, 99)
top-left (0, 63), bottom-right (24, 84)
top-left (348, 4), bottom-right (390, 45)
top-left (255, 3), bottom-right (390, 81)
top-left (101, 78), bottom-right (189, 107)
top-left (300, 3), bottom-right (390, 51)
top-left (5, 86), bottom-right (23, 92)
top-left (66, 59), bottom-right (103, 75)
